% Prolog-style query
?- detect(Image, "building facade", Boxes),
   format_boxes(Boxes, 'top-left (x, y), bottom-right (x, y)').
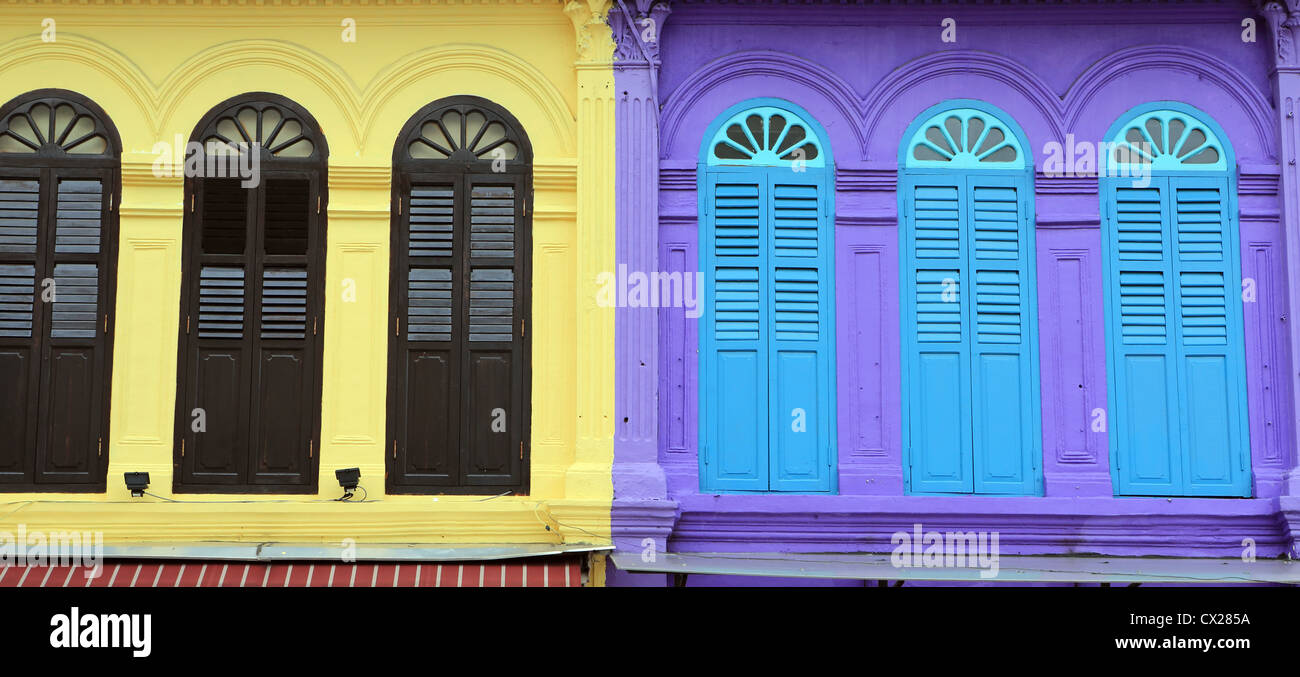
top-left (0, 0), bottom-right (618, 586)
top-left (610, 0), bottom-right (1300, 585)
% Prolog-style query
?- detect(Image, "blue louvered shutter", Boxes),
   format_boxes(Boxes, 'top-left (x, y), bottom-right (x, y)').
top-left (1105, 177), bottom-right (1183, 494)
top-left (1170, 177), bottom-right (1250, 495)
top-left (768, 178), bottom-right (833, 491)
top-left (902, 175), bottom-right (973, 493)
top-left (969, 176), bottom-right (1040, 494)
top-left (702, 174), bottom-right (767, 491)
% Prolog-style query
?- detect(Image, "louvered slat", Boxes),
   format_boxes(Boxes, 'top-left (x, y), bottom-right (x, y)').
top-left (975, 269), bottom-right (1020, 344)
top-left (263, 178), bottom-right (308, 256)
top-left (260, 268), bottom-right (307, 339)
top-left (407, 267), bottom-right (452, 342)
top-left (1180, 271), bottom-right (1227, 345)
top-left (913, 185), bottom-right (960, 259)
top-left (198, 266), bottom-right (245, 339)
top-left (1114, 187), bottom-right (1163, 261)
top-left (1175, 186), bottom-right (1224, 262)
top-left (0, 179), bottom-right (39, 255)
top-left (1119, 270), bottom-right (1166, 344)
top-left (713, 266), bottom-right (759, 340)
top-left (915, 269), bottom-right (961, 342)
top-left (409, 185), bottom-right (455, 257)
top-left (468, 268), bottom-right (513, 341)
top-left (50, 263), bottom-right (98, 338)
top-left (713, 183), bottom-right (760, 257)
top-left (0, 263), bottom-right (35, 337)
top-left (772, 183), bottom-right (818, 257)
top-left (972, 185), bottom-right (1018, 260)
top-left (470, 185), bottom-right (514, 258)
top-left (773, 267), bottom-right (818, 340)
top-left (201, 178), bottom-right (247, 255)
top-left (55, 179), bottom-right (102, 254)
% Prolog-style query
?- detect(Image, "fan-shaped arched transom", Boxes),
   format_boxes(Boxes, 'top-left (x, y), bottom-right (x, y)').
top-left (707, 106), bottom-right (826, 167)
top-left (906, 108), bottom-right (1024, 169)
top-left (0, 92), bottom-right (115, 157)
top-left (196, 97), bottom-right (321, 161)
top-left (400, 97), bottom-right (530, 165)
top-left (1105, 109), bottom-right (1227, 173)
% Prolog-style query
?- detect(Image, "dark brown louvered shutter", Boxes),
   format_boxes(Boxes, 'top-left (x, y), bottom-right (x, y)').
top-left (386, 96), bottom-right (531, 494)
top-left (35, 173), bottom-right (113, 485)
top-left (175, 93), bottom-right (326, 493)
top-left (0, 174), bottom-right (43, 484)
top-left (389, 174), bottom-right (462, 486)
top-left (0, 91), bottom-right (120, 492)
top-left (179, 177), bottom-right (250, 486)
top-left (462, 174), bottom-right (525, 488)
top-left (250, 175), bottom-right (318, 487)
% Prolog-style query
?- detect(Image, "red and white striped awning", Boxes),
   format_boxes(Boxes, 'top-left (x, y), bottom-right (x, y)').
top-left (0, 557), bottom-right (585, 587)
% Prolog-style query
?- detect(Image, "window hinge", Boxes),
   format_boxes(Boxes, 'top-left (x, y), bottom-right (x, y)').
top-left (190, 193), bottom-right (194, 213)
top-left (395, 316), bottom-right (400, 336)
top-left (313, 316), bottom-right (318, 336)
top-left (397, 198), bottom-right (402, 215)
top-left (103, 313), bottom-right (108, 333)
top-left (109, 196), bottom-right (115, 212)
top-left (521, 319), bottom-right (525, 338)
top-left (97, 437), bottom-right (102, 457)
top-left (181, 438), bottom-right (185, 457)
top-left (309, 439), bottom-right (313, 458)
top-left (520, 441), bottom-right (524, 460)
top-left (317, 196), bottom-right (321, 214)
top-left (186, 314), bottom-right (190, 334)
top-left (392, 439), bottom-right (397, 459)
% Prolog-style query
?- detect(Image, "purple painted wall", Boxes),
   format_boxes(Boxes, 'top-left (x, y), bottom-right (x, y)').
top-left (611, 0), bottom-right (1300, 585)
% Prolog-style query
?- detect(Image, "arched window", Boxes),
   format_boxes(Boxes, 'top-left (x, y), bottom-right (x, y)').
top-left (0, 89), bottom-right (120, 491)
top-left (387, 96), bottom-right (532, 494)
top-left (1100, 103), bottom-right (1250, 496)
top-left (698, 100), bottom-right (835, 493)
top-left (898, 101), bottom-right (1042, 495)
top-left (174, 93), bottom-right (327, 493)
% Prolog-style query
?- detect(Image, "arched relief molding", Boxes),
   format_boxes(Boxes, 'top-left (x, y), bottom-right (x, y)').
top-left (862, 50), bottom-right (1060, 164)
top-left (0, 35), bottom-right (156, 141)
top-left (659, 50), bottom-right (864, 162)
top-left (1065, 45), bottom-right (1275, 163)
top-left (0, 37), bottom-right (576, 162)
top-left (860, 46), bottom-right (1275, 168)
top-left (363, 44), bottom-right (577, 157)
top-left (156, 40), bottom-right (360, 150)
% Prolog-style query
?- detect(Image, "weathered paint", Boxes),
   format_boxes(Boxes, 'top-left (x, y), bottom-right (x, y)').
top-left (0, 1), bottom-right (617, 557)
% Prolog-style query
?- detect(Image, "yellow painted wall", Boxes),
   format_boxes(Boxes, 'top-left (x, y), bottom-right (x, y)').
top-left (0, 1), bottom-right (616, 551)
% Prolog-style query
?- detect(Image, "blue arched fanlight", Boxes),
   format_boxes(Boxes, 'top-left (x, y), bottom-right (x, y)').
top-left (706, 105), bottom-right (826, 168)
top-left (905, 107), bottom-right (1025, 170)
top-left (1105, 107), bottom-right (1228, 174)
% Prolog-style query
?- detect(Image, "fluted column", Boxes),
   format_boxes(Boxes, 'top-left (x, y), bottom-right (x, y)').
top-left (566, 0), bottom-right (618, 499)
top-left (1261, 1), bottom-right (1300, 554)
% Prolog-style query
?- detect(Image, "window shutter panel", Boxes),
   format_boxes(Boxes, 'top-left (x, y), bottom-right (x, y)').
top-left (902, 176), bottom-right (972, 493)
top-left (182, 178), bottom-right (250, 485)
top-left (35, 175), bottom-right (111, 485)
top-left (251, 178), bottom-right (316, 487)
top-left (392, 180), bottom-right (461, 486)
top-left (702, 175), bottom-right (768, 491)
top-left (768, 178), bottom-right (833, 492)
top-left (1105, 177), bottom-right (1183, 494)
top-left (1170, 177), bottom-right (1250, 495)
top-left (0, 177), bottom-right (40, 483)
top-left (968, 176), bottom-right (1039, 494)
top-left (462, 177), bottom-right (524, 487)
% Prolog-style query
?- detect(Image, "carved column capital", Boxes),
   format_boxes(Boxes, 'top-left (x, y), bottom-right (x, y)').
top-left (565, 0), bottom-right (616, 65)
top-left (1260, 0), bottom-right (1300, 68)
top-left (610, 0), bottom-right (672, 67)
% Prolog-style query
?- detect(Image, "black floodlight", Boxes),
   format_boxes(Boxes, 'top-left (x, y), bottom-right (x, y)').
top-left (336, 467), bottom-right (361, 494)
top-left (124, 472), bottom-right (150, 498)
